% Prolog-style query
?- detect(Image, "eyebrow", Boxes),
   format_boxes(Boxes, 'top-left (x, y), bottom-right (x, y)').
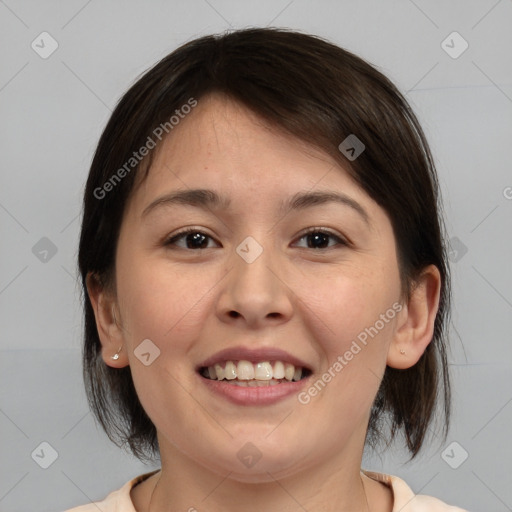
top-left (141, 188), bottom-right (371, 226)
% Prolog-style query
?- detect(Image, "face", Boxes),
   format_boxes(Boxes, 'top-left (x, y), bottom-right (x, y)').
top-left (109, 94), bottom-right (405, 481)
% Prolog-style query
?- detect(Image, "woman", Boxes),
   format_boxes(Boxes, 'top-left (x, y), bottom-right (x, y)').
top-left (68, 28), bottom-right (468, 511)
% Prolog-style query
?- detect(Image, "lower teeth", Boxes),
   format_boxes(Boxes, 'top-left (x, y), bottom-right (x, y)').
top-left (199, 368), bottom-right (308, 384)
top-left (205, 377), bottom-right (290, 386)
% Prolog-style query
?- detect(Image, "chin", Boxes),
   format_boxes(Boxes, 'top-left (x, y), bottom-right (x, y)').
top-left (198, 444), bottom-right (308, 483)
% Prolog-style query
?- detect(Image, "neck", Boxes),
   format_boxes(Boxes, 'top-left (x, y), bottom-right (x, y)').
top-left (143, 437), bottom-right (377, 512)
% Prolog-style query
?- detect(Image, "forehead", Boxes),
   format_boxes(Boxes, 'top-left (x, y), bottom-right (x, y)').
top-left (127, 94), bottom-right (377, 221)
top-left (155, 94), bottom-right (337, 175)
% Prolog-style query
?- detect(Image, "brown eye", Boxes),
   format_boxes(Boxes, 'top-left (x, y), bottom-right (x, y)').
top-left (294, 228), bottom-right (348, 250)
top-left (165, 229), bottom-right (219, 250)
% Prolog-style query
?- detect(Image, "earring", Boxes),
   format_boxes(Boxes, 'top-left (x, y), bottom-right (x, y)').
top-left (400, 348), bottom-right (406, 355)
top-left (111, 346), bottom-right (122, 360)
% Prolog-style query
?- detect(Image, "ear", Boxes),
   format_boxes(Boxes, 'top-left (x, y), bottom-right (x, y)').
top-left (387, 265), bottom-right (441, 369)
top-left (86, 272), bottom-right (129, 368)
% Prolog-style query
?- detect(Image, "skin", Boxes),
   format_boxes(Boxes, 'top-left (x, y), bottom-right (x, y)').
top-left (87, 93), bottom-right (441, 512)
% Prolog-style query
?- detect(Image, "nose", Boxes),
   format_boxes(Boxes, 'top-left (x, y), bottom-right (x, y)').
top-left (216, 240), bottom-right (294, 329)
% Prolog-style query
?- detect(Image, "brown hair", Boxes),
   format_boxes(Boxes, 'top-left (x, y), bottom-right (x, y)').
top-left (78, 27), bottom-right (451, 461)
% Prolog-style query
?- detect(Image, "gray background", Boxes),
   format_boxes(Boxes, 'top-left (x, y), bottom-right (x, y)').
top-left (0, 1), bottom-right (511, 511)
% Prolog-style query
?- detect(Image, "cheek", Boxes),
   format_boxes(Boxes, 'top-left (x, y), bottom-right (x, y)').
top-left (116, 253), bottom-right (220, 352)
top-left (295, 265), bottom-right (401, 413)
top-left (303, 265), bottom-right (399, 351)
top-left (118, 261), bottom-right (212, 441)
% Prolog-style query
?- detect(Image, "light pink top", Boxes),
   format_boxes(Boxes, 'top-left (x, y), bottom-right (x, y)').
top-left (64, 470), bottom-right (469, 511)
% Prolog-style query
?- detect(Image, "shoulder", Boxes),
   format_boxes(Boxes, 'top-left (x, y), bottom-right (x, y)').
top-left (61, 470), bottom-right (159, 512)
top-left (362, 470), bottom-right (469, 512)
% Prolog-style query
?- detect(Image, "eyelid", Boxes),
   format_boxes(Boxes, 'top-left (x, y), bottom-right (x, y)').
top-left (163, 226), bottom-right (351, 249)
top-left (164, 227), bottom-right (220, 247)
top-left (294, 227), bottom-right (350, 247)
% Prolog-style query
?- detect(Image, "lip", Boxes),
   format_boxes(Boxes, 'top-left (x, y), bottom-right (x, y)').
top-left (196, 346), bottom-right (313, 406)
top-left (198, 372), bottom-right (311, 406)
top-left (197, 346), bottom-right (312, 371)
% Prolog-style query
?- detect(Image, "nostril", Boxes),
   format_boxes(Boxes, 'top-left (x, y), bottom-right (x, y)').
top-left (228, 311), bottom-right (240, 318)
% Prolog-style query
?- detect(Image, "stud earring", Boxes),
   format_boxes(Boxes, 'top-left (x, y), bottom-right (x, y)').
top-left (400, 348), bottom-right (406, 355)
top-left (111, 346), bottom-right (123, 360)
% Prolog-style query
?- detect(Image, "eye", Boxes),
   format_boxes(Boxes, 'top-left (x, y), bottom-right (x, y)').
top-left (163, 227), bottom-right (348, 251)
top-left (164, 228), bottom-right (219, 250)
top-left (294, 228), bottom-right (348, 250)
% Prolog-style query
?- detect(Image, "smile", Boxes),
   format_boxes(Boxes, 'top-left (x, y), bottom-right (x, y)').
top-left (199, 360), bottom-right (311, 385)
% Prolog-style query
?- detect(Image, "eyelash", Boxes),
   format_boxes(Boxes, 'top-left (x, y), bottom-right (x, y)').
top-left (163, 227), bottom-right (349, 250)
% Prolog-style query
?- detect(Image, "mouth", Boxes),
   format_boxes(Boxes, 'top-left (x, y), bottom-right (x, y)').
top-left (198, 360), bottom-right (312, 387)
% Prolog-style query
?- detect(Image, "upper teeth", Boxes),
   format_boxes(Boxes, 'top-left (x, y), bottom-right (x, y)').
top-left (205, 360), bottom-right (303, 382)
